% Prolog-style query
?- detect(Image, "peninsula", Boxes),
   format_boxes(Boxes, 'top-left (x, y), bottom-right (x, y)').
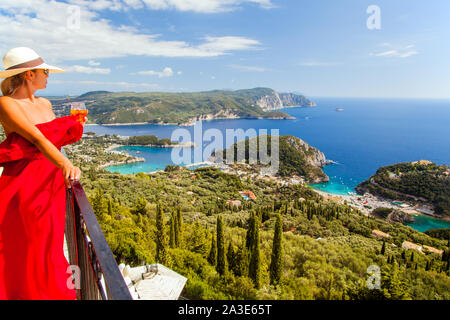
top-left (356, 161), bottom-right (450, 220)
top-left (49, 88), bottom-right (315, 126)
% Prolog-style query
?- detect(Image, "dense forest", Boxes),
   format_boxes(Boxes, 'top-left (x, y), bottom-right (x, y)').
top-left (75, 161), bottom-right (450, 300)
top-left (356, 162), bottom-right (450, 216)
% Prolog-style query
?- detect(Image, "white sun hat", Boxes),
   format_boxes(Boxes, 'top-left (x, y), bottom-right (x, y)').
top-left (0, 47), bottom-right (65, 79)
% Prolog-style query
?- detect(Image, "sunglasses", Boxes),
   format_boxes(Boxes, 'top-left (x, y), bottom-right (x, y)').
top-left (43, 69), bottom-right (49, 75)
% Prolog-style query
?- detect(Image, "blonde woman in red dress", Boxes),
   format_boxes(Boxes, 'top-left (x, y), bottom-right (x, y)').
top-left (0, 47), bottom-right (87, 299)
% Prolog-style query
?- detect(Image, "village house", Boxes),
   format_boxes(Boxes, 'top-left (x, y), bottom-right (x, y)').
top-left (423, 245), bottom-right (444, 256)
top-left (371, 229), bottom-right (391, 239)
top-left (239, 190), bottom-right (257, 201)
top-left (402, 241), bottom-right (424, 253)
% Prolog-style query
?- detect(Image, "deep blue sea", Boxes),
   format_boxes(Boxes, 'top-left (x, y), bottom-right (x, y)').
top-left (84, 98), bottom-right (450, 231)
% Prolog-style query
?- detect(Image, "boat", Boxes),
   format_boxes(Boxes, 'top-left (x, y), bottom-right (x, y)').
top-left (336, 108), bottom-right (344, 112)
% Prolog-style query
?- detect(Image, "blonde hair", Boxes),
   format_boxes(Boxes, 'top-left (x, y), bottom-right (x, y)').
top-left (1, 70), bottom-right (36, 96)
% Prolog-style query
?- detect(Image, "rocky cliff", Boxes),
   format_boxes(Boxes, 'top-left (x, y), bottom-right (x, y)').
top-left (255, 90), bottom-right (316, 112)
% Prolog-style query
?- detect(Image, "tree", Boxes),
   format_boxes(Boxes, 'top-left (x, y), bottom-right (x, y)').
top-left (380, 241), bottom-right (386, 255)
top-left (207, 235), bottom-right (217, 266)
top-left (90, 188), bottom-right (108, 222)
top-left (248, 214), bottom-right (261, 289)
top-left (234, 242), bottom-right (249, 277)
top-left (245, 211), bottom-right (256, 250)
top-left (176, 206), bottom-right (183, 248)
top-left (269, 212), bottom-right (283, 285)
top-left (227, 242), bottom-right (236, 275)
top-left (131, 197), bottom-right (148, 216)
top-left (186, 221), bottom-right (209, 256)
top-left (169, 212), bottom-right (177, 249)
top-left (216, 215), bottom-right (227, 276)
top-left (155, 202), bottom-right (171, 266)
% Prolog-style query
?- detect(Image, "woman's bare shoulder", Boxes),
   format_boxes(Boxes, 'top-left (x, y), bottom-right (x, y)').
top-left (0, 96), bottom-right (20, 111)
top-left (0, 95), bottom-right (15, 104)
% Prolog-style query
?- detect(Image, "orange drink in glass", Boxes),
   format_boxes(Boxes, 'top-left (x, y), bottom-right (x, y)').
top-left (70, 102), bottom-right (88, 123)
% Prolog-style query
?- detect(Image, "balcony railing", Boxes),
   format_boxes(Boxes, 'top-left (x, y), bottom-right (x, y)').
top-left (65, 180), bottom-right (132, 300)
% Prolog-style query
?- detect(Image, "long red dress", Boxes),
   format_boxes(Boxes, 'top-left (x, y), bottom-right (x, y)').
top-left (0, 115), bottom-right (83, 300)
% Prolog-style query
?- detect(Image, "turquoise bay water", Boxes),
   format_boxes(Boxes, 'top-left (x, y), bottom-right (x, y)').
top-left (85, 98), bottom-right (450, 232)
top-left (405, 215), bottom-right (450, 233)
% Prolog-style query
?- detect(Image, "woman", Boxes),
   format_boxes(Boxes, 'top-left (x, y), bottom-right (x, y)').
top-left (0, 47), bottom-right (86, 299)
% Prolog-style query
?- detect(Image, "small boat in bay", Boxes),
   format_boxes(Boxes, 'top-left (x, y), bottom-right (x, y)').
top-left (336, 108), bottom-right (344, 112)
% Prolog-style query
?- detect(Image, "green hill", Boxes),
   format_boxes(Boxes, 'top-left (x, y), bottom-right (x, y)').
top-left (210, 135), bottom-right (329, 183)
top-left (52, 88), bottom-right (315, 125)
top-left (356, 161), bottom-right (450, 216)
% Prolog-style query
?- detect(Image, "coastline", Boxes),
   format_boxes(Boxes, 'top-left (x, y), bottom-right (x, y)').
top-left (311, 187), bottom-right (450, 224)
top-left (83, 114), bottom-right (297, 128)
top-left (105, 142), bottom-right (195, 151)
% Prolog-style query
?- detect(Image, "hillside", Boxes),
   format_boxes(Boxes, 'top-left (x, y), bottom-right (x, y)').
top-left (209, 135), bottom-right (329, 183)
top-left (51, 88), bottom-right (315, 125)
top-left (356, 161), bottom-right (450, 217)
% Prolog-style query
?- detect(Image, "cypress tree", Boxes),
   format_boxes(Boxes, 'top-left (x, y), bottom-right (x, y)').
top-left (381, 241), bottom-right (386, 255)
top-left (207, 235), bottom-right (217, 266)
top-left (107, 199), bottom-right (113, 216)
top-left (235, 242), bottom-right (249, 277)
top-left (155, 202), bottom-right (171, 266)
top-left (227, 242), bottom-right (236, 275)
top-left (245, 211), bottom-right (256, 250)
top-left (216, 215), bottom-right (227, 276)
top-left (248, 214), bottom-right (261, 289)
top-left (176, 206), bottom-right (183, 248)
top-left (269, 213), bottom-right (283, 285)
top-left (169, 212), bottom-right (176, 249)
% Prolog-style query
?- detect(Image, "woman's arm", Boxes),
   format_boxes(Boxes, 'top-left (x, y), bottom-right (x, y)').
top-left (0, 96), bottom-right (81, 186)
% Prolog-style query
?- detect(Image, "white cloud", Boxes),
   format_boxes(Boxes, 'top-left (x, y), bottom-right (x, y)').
top-left (198, 36), bottom-right (260, 53)
top-left (64, 0), bottom-right (275, 13)
top-left (68, 0), bottom-right (124, 11)
top-left (140, 0), bottom-right (275, 13)
top-left (298, 61), bottom-right (342, 67)
top-left (50, 79), bottom-right (160, 89)
top-left (137, 67), bottom-right (174, 78)
top-left (65, 65), bottom-right (111, 74)
top-left (88, 60), bottom-right (101, 66)
top-left (229, 64), bottom-right (268, 72)
top-left (372, 44), bottom-right (418, 59)
top-left (0, 1), bottom-right (262, 63)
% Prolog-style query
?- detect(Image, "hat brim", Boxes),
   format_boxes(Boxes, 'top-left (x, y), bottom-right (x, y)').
top-left (0, 62), bottom-right (65, 79)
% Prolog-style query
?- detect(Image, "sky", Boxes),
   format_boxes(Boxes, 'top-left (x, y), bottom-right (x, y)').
top-left (1, 0), bottom-right (450, 98)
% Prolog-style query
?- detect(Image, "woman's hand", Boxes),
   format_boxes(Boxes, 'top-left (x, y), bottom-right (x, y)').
top-left (62, 160), bottom-right (81, 188)
top-left (80, 116), bottom-right (88, 127)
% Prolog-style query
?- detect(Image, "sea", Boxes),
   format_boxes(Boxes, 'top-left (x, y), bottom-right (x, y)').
top-left (83, 98), bottom-right (450, 232)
